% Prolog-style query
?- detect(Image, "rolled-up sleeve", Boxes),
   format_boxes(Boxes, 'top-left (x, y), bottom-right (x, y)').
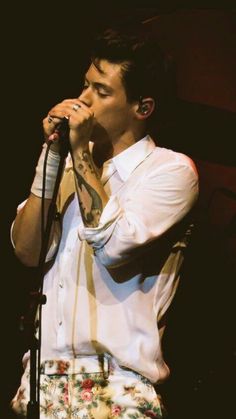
top-left (78, 195), bottom-right (122, 247)
top-left (78, 161), bottom-right (199, 268)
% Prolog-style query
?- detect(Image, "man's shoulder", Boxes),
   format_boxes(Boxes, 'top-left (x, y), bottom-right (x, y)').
top-left (147, 145), bottom-right (198, 173)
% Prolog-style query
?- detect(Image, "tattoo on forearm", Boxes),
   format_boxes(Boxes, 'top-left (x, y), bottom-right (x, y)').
top-left (80, 151), bottom-right (100, 178)
top-left (73, 151), bottom-right (102, 227)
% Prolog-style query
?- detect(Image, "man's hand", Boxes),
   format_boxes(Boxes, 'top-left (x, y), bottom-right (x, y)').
top-left (43, 99), bottom-right (94, 153)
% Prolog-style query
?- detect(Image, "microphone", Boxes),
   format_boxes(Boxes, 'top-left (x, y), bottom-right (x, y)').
top-left (48, 117), bottom-right (70, 156)
top-left (48, 116), bottom-right (70, 142)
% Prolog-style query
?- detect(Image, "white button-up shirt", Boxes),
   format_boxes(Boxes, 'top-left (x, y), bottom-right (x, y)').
top-left (19, 136), bottom-right (199, 384)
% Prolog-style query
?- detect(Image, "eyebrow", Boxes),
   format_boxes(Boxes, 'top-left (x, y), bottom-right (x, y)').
top-left (85, 77), bottom-right (114, 94)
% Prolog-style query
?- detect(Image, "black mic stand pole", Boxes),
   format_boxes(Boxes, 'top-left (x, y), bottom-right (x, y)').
top-left (27, 119), bottom-right (70, 419)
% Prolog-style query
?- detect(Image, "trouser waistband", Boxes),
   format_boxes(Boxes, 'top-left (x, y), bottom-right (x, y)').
top-left (40, 354), bottom-right (109, 377)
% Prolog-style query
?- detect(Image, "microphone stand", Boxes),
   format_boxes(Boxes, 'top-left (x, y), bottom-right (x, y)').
top-left (26, 118), bottom-right (70, 418)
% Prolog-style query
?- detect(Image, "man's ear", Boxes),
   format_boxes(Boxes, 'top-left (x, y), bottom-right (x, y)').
top-left (135, 98), bottom-right (155, 119)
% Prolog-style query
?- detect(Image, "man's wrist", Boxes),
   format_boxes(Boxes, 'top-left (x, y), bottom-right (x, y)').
top-left (30, 143), bottom-right (61, 198)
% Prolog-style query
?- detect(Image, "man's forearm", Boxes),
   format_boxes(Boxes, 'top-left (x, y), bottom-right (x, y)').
top-left (12, 194), bottom-right (53, 267)
top-left (72, 147), bottom-right (109, 227)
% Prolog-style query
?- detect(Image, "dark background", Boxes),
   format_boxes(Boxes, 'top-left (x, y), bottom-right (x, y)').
top-left (2, 4), bottom-right (236, 418)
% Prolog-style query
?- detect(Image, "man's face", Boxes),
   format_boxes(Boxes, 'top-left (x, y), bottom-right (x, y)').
top-left (78, 59), bottom-right (135, 144)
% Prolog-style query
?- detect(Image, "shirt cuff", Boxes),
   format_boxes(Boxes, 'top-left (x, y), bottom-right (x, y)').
top-left (78, 195), bottom-right (122, 249)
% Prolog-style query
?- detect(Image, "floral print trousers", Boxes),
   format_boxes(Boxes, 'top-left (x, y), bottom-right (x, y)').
top-left (11, 354), bottom-right (165, 418)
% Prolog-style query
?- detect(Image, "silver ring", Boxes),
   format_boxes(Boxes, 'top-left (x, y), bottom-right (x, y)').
top-left (72, 103), bottom-right (81, 111)
top-left (48, 115), bottom-right (54, 123)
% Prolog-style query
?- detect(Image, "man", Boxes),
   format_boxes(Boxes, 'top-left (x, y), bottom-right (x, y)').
top-left (11, 28), bottom-right (198, 418)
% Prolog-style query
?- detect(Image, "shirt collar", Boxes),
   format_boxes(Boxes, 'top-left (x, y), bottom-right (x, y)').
top-left (112, 135), bottom-right (156, 182)
top-left (65, 136), bottom-right (156, 182)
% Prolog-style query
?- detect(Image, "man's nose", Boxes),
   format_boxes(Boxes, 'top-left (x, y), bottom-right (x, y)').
top-left (79, 88), bottom-right (92, 107)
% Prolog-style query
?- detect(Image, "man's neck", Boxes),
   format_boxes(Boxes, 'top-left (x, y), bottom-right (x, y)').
top-left (111, 126), bottom-right (147, 157)
top-left (93, 128), bottom-right (147, 167)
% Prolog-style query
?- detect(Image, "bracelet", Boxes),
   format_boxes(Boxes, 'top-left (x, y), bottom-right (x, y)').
top-left (31, 143), bottom-right (61, 198)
